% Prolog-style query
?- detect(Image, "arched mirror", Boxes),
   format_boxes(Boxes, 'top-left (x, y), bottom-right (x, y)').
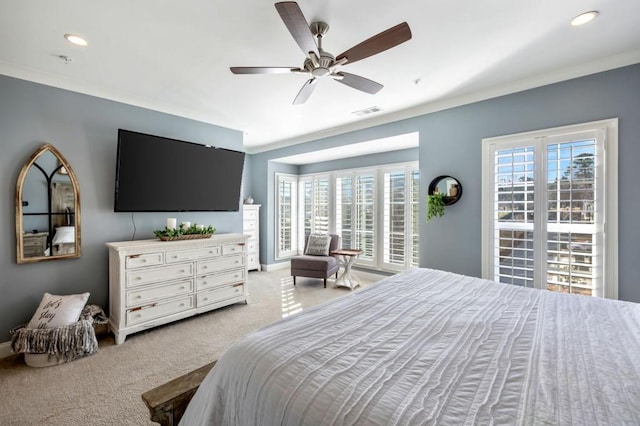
top-left (428, 175), bottom-right (462, 205)
top-left (15, 144), bottom-right (81, 263)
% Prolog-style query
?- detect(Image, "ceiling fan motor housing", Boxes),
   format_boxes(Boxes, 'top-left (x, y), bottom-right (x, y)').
top-left (305, 51), bottom-right (335, 77)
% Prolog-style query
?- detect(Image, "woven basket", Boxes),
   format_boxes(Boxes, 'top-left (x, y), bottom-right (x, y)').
top-left (158, 233), bottom-right (213, 241)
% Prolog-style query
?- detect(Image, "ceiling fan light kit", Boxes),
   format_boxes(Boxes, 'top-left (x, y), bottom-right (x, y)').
top-left (230, 1), bottom-right (412, 105)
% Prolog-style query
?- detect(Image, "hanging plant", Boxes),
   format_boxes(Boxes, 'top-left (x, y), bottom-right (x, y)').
top-left (427, 193), bottom-right (446, 222)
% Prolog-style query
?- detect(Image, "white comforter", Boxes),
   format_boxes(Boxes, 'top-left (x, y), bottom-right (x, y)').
top-left (180, 269), bottom-right (640, 425)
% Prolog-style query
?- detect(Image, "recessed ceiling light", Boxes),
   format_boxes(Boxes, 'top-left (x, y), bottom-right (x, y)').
top-left (571, 11), bottom-right (599, 26)
top-left (64, 34), bottom-right (88, 47)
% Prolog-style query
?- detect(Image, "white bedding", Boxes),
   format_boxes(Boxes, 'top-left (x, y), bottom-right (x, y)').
top-left (180, 268), bottom-right (640, 425)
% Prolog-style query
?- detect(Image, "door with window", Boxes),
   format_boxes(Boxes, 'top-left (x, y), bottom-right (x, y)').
top-left (482, 119), bottom-right (618, 298)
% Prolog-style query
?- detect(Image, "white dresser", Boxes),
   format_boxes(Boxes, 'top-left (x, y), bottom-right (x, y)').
top-left (106, 234), bottom-right (248, 344)
top-left (243, 204), bottom-right (261, 271)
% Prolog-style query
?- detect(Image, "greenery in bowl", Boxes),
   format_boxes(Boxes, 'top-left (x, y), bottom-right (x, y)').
top-left (427, 193), bottom-right (447, 222)
top-left (153, 224), bottom-right (216, 239)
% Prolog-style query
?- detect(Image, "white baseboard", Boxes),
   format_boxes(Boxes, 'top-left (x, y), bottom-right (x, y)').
top-left (0, 341), bottom-right (13, 359)
top-left (261, 261), bottom-right (290, 272)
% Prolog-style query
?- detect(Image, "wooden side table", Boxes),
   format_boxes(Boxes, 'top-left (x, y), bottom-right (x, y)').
top-left (331, 248), bottom-right (362, 290)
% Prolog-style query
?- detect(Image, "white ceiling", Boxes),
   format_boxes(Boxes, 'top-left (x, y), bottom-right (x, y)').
top-left (1, 1), bottom-right (639, 154)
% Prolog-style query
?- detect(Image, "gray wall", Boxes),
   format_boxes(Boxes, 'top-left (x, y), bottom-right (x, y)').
top-left (2, 63), bottom-right (639, 343)
top-left (249, 63), bottom-right (640, 303)
top-left (0, 75), bottom-right (244, 341)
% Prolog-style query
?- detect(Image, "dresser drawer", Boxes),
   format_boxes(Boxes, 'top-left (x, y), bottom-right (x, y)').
top-left (222, 244), bottom-right (245, 256)
top-left (247, 254), bottom-right (258, 266)
top-left (243, 220), bottom-right (257, 232)
top-left (197, 255), bottom-right (244, 275)
top-left (246, 240), bottom-right (257, 253)
top-left (126, 263), bottom-right (194, 288)
top-left (197, 283), bottom-right (244, 307)
top-left (126, 295), bottom-right (193, 326)
top-left (244, 209), bottom-right (257, 220)
top-left (196, 269), bottom-right (245, 291)
top-left (165, 246), bottom-right (221, 263)
top-left (126, 279), bottom-right (193, 307)
top-left (125, 252), bottom-right (164, 269)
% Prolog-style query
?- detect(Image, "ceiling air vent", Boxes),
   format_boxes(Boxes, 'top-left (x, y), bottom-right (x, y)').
top-left (352, 106), bottom-right (383, 117)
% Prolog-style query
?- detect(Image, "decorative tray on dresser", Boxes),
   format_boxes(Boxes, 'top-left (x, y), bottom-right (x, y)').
top-left (106, 233), bottom-right (248, 344)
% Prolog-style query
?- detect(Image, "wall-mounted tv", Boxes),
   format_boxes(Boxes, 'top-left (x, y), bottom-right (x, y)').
top-left (114, 129), bottom-right (245, 212)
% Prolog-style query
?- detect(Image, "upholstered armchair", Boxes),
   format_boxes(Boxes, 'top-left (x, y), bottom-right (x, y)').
top-left (291, 234), bottom-right (340, 288)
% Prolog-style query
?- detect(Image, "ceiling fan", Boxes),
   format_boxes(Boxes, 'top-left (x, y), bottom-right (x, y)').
top-left (230, 1), bottom-right (412, 105)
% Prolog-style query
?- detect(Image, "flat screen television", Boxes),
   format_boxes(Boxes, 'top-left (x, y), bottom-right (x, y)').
top-left (114, 129), bottom-right (245, 212)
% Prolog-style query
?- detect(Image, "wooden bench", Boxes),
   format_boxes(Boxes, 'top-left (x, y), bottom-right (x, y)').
top-left (142, 361), bottom-right (217, 426)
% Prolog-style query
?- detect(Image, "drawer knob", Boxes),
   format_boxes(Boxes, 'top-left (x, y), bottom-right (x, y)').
top-left (142, 259), bottom-right (147, 263)
top-left (136, 314), bottom-right (141, 318)
top-left (204, 297), bottom-right (208, 301)
top-left (136, 277), bottom-right (141, 280)
top-left (179, 303), bottom-right (184, 307)
top-left (136, 295), bottom-right (142, 299)
top-left (203, 266), bottom-right (208, 269)
top-left (173, 256), bottom-right (178, 259)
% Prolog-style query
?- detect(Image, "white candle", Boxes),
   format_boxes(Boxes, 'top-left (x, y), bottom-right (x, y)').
top-left (181, 221), bottom-right (191, 229)
top-left (166, 218), bottom-right (177, 230)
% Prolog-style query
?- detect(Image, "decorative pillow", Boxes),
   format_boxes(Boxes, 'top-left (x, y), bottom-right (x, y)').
top-left (27, 292), bottom-right (90, 329)
top-left (52, 226), bottom-right (75, 244)
top-left (304, 234), bottom-right (332, 256)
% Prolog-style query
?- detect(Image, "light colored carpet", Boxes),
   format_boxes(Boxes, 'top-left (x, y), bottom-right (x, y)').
top-left (0, 268), bottom-right (385, 425)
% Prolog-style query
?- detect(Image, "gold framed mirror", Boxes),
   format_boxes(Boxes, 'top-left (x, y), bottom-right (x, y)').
top-left (15, 144), bottom-right (81, 263)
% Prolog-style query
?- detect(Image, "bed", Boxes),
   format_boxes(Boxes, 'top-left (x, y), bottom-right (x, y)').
top-left (179, 268), bottom-right (640, 425)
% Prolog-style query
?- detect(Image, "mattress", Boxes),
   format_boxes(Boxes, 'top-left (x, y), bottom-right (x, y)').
top-left (179, 268), bottom-right (640, 425)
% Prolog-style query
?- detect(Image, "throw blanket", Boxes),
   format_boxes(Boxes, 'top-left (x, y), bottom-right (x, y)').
top-left (180, 269), bottom-right (640, 425)
top-left (10, 304), bottom-right (108, 362)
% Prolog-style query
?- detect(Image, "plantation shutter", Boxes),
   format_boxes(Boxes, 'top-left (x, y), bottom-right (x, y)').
top-left (383, 171), bottom-right (407, 268)
top-left (300, 178), bottom-right (313, 246)
top-left (313, 177), bottom-right (330, 235)
top-left (383, 168), bottom-right (420, 270)
top-left (276, 174), bottom-right (297, 258)
top-left (336, 176), bottom-right (353, 250)
top-left (493, 146), bottom-right (536, 287)
top-left (355, 173), bottom-right (376, 263)
top-left (410, 169), bottom-right (420, 267)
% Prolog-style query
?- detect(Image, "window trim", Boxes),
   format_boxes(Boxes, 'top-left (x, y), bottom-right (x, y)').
top-left (481, 118), bottom-right (618, 299)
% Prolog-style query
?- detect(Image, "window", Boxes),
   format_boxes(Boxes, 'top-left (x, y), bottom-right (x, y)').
top-left (336, 172), bottom-right (376, 265)
top-left (383, 168), bottom-right (420, 270)
top-left (298, 176), bottom-right (331, 238)
top-left (276, 162), bottom-right (419, 272)
top-left (482, 119), bottom-right (618, 299)
top-left (276, 174), bottom-right (298, 259)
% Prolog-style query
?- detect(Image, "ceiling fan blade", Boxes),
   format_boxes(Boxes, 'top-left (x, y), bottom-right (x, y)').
top-left (230, 67), bottom-right (302, 74)
top-left (275, 2), bottom-right (319, 57)
top-left (333, 72), bottom-right (383, 94)
top-left (293, 78), bottom-right (318, 105)
top-left (336, 22), bottom-right (412, 65)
